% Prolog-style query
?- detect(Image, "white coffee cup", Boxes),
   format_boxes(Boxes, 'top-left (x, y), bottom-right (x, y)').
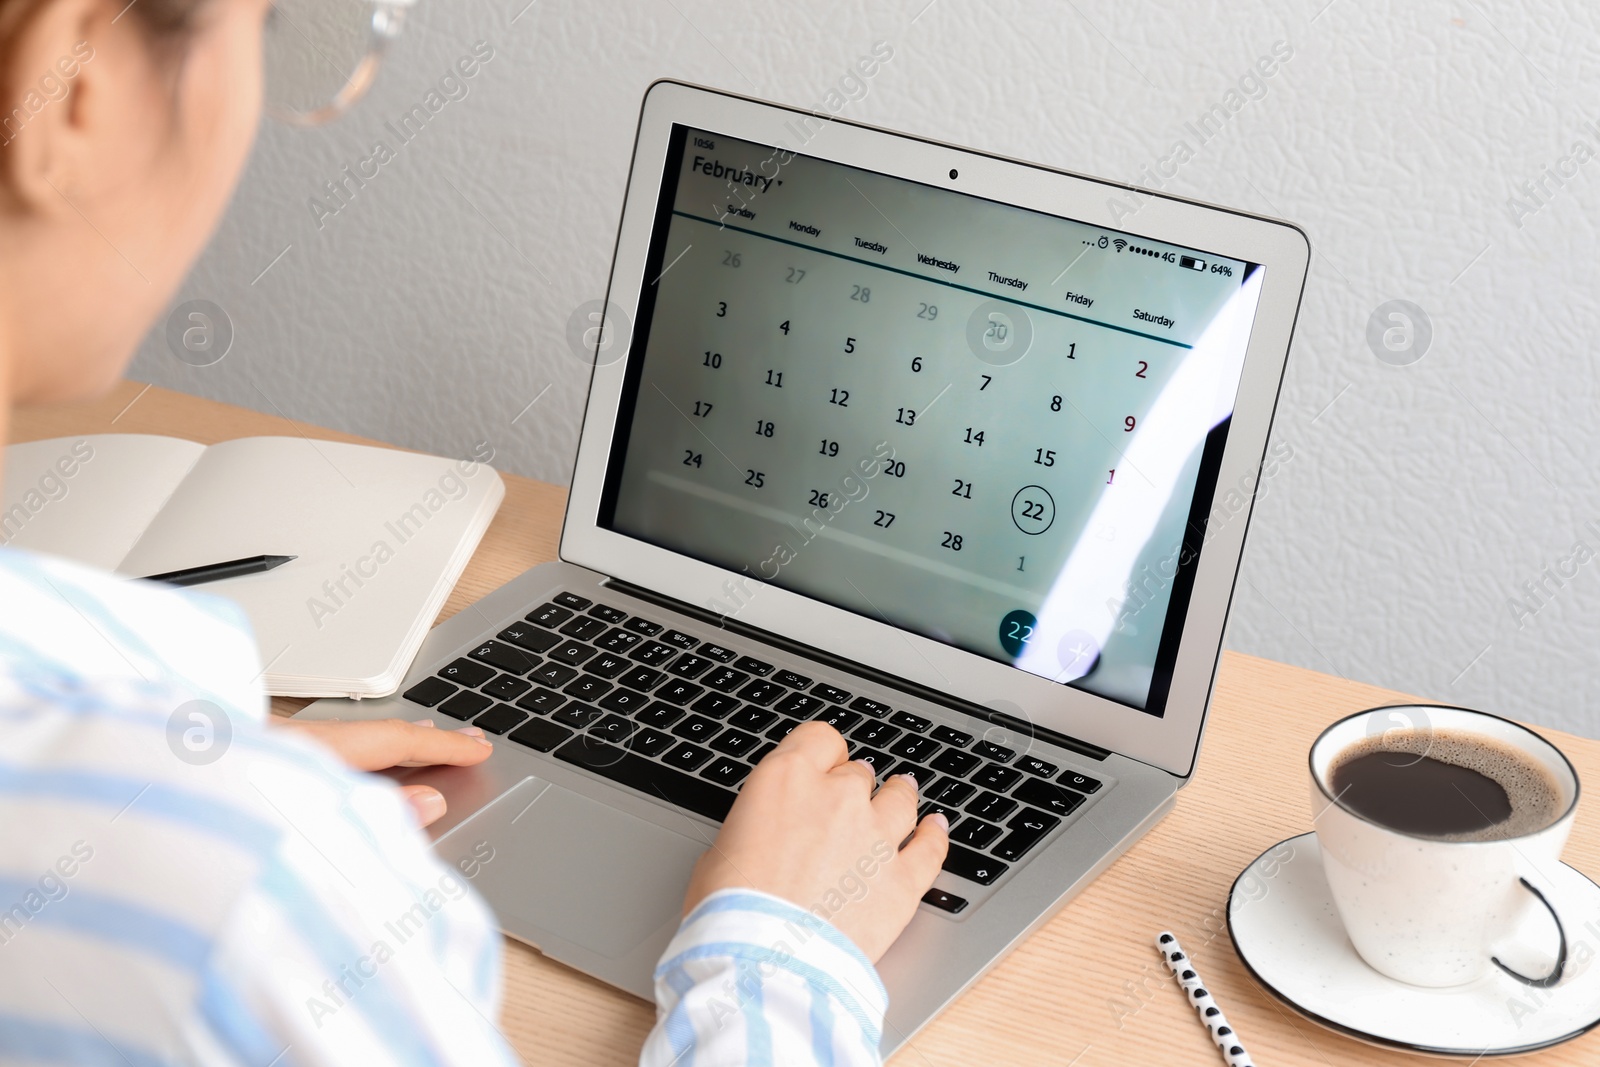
top-left (1309, 704), bottom-right (1579, 988)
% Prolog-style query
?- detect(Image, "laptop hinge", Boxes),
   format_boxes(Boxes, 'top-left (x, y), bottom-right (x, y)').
top-left (602, 578), bottom-right (1111, 762)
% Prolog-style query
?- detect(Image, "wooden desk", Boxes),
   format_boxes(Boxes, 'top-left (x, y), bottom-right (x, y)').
top-left (12, 380), bottom-right (1600, 1065)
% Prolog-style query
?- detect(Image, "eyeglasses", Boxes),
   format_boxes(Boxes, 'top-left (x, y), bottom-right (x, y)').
top-left (263, 0), bottom-right (416, 126)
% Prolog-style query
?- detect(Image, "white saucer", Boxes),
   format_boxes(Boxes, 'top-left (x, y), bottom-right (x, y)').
top-left (1228, 832), bottom-right (1600, 1057)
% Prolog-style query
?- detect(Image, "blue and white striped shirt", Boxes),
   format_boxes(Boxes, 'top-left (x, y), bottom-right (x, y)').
top-left (0, 547), bottom-right (887, 1065)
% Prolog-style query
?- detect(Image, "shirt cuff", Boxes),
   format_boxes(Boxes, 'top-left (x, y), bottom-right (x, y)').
top-left (655, 887), bottom-right (888, 1043)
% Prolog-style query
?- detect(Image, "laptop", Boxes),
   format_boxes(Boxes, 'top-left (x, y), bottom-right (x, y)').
top-left (295, 79), bottom-right (1309, 1052)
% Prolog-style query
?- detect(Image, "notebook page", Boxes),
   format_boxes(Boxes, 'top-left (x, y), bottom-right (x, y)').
top-left (1, 435), bottom-right (207, 571)
top-left (118, 436), bottom-right (503, 694)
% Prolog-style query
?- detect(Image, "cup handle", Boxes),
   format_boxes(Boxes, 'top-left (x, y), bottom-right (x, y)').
top-left (1491, 877), bottom-right (1567, 988)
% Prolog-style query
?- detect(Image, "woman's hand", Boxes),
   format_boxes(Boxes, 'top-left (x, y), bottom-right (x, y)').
top-left (683, 721), bottom-right (949, 962)
top-left (275, 717), bottom-right (493, 827)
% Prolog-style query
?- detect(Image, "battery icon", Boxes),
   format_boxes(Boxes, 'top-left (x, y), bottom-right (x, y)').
top-left (1179, 256), bottom-right (1206, 272)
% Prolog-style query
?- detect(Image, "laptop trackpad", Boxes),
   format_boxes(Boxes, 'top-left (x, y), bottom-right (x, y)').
top-left (434, 776), bottom-right (705, 960)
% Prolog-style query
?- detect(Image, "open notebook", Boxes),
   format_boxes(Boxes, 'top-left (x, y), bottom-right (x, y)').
top-left (1, 434), bottom-right (505, 698)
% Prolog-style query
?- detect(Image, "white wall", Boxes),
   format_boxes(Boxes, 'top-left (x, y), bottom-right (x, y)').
top-left (132, 0), bottom-right (1600, 738)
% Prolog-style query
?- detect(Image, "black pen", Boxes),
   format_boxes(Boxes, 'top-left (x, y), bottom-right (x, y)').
top-left (140, 554), bottom-right (297, 588)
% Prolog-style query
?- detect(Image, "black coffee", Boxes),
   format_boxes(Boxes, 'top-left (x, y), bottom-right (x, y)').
top-left (1328, 728), bottom-right (1563, 842)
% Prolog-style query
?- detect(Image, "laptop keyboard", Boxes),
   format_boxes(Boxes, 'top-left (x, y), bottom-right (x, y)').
top-left (404, 590), bottom-right (1105, 913)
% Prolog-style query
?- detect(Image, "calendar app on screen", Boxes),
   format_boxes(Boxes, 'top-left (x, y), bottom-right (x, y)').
top-left (600, 127), bottom-right (1265, 715)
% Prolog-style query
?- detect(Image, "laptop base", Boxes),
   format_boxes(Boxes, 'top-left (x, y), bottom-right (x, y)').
top-left (296, 560), bottom-right (1181, 1053)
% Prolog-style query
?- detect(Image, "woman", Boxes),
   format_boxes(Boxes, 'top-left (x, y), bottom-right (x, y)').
top-left (0, 1), bottom-right (949, 1062)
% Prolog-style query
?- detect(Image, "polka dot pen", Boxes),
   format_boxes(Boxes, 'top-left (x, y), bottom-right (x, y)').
top-left (1156, 931), bottom-right (1255, 1067)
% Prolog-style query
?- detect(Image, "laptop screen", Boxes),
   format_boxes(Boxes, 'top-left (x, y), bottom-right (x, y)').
top-left (598, 124), bottom-right (1266, 716)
